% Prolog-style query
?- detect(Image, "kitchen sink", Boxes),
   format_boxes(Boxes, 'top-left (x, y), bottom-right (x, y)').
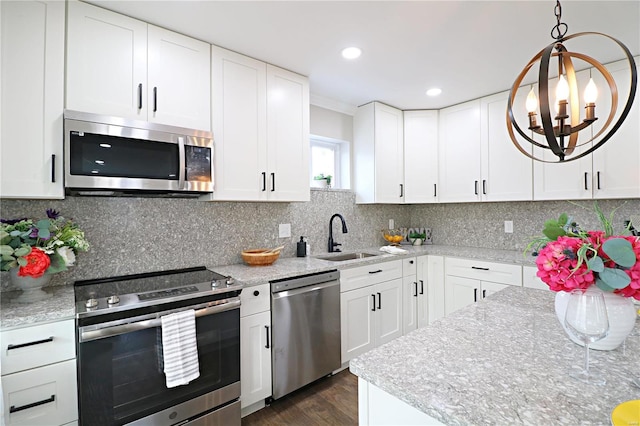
top-left (315, 252), bottom-right (380, 262)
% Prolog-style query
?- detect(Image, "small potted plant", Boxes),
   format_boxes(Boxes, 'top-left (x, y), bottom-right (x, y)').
top-left (312, 173), bottom-right (332, 188)
top-left (408, 231), bottom-right (426, 246)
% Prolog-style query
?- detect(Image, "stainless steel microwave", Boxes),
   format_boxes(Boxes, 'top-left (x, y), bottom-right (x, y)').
top-left (64, 110), bottom-right (213, 197)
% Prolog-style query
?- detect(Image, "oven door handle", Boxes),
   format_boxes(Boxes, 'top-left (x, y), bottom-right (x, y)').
top-left (80, 300), bottom-right (240, 342)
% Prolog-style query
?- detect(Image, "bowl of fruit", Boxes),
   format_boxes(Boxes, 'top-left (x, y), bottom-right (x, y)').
top-left (381, 229), bottom-right (404, 246)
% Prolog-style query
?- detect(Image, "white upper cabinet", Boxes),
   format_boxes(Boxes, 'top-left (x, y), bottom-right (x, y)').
top-left (354, 102), bottom-right (404, 204)
top-left (207, 46), bottom-right (309, 202)
top-left (1, 0), bottom-right (65, 199)
top-left (480, 90), bottom-right (533, 201)
top-left (66, 0), bottom-right (211, 131)
top-left (590, 58), bottom-right (640, 199)
top-left (438, 99), bottom-right (482, 202)
top-left (403, 110), bottom-right (439, 203)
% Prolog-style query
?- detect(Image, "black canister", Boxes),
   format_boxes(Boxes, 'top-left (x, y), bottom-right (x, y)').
top-left (296, 236), bottom-right (307, 257)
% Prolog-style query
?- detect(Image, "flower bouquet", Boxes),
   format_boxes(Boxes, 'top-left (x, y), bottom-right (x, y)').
top-left (527, 202), bottom-right (639, 350)
top-left (1, 209), bottom-right (89, 279)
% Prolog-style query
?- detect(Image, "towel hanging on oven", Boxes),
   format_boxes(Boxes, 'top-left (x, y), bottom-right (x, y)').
top-left (160, 309), bottom-right (200, 388)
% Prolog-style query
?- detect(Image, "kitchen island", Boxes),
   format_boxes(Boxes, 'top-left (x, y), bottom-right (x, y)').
top-left (350, 286), bottom-right (640, 425)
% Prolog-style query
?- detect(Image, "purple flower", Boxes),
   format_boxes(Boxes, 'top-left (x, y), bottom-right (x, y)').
top-left (29, 227), bottom-right (39, 238)
top-left (46, 209), bottom-right (60, 219)
top-left (0, 217), bottom-right (27, 225)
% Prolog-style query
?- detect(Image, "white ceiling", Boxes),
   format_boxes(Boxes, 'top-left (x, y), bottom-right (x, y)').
top-left (87, 0), bottom-right (640, 114)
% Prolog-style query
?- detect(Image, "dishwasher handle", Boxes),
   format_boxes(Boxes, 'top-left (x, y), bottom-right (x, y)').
top-left (271, 279), bottom-right (339, 300)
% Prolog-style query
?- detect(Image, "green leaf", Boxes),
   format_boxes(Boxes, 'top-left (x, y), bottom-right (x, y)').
top-left (542, 219), bottom-right (567, 240)
top-left (558, 213), bottom-right (568, 226)
top-left (602, 238), bottom-right (636, 268)
top-left (17, 257), bottom-right (27, 267)
top-left (0, 231), bottom-right (10, 245)
top-left (46, 252), bottom-right (67, 274)
top-left (599, 267), bottom-right (631, 289)
top-left (13, 246), bottom-right (31, 257)
top-left (595, 278), bottom-right (616, 292)
top-left (587, 256), bottom-right (604, 272)
top-left (0, 245), bottom-right (14, 256)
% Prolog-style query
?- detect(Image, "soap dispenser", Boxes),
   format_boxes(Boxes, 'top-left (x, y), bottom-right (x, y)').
top-left (296, 236), bottom-right (307, 257)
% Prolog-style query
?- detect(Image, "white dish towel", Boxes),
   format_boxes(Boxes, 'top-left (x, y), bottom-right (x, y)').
top-left (379, 245), bottom-right (408, 254)
top-left (160, 309), bottom-right (200, 388)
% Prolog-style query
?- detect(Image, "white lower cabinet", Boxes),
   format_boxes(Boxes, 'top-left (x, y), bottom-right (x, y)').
top-left (1, 319), bottom-right (77, 426)
top-left (444, 257), bottom-right (522, 315)
top-left (239, 284), bottom-right (271, 417)
top-left (523, 265), bottom-right (550, 291)
top-left (425, 255), bottom-right (446, 324)
top-left (340, 260), bottom-right (403, 363)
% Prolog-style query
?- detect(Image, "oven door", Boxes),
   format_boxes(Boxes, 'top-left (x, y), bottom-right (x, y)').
top-left (77, 301), bottom-right (240, 426)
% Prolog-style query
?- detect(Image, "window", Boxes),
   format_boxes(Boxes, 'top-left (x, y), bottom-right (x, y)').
top-left (309, 136), bottom-right (350, 189)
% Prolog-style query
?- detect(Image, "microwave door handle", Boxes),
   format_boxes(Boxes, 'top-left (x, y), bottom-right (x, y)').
top-left (178, 136), bottom-right (186, 190)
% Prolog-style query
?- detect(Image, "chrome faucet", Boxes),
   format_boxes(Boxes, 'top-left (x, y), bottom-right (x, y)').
top-left (328, 213), bottom-right (348, 252)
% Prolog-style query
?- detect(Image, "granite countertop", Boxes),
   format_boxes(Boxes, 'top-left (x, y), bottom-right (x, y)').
top-left (1, 244), bottom-right (534, 330)
top-left (349, 286), bottom-right (640, 425)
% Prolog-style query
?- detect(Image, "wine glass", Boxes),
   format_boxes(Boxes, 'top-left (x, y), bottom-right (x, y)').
top-left (564, 288), bottom-right (610, 385)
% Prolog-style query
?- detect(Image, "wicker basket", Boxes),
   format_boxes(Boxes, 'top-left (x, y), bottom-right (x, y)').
top-left (241, 249), bottom-right (280, 266)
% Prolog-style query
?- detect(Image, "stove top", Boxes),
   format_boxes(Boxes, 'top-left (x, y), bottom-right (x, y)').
top-left (74, 266), bottom-right (241, 319)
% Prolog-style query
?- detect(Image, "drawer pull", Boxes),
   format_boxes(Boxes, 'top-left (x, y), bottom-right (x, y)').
top-left (368, 269), bottom-right (383, 274)
top-left (7, 336), bottom-right (54, 351)
top-left (471, 266), bottom-right (489, 271)
top-left (10, 395), bottom-right (55, 413)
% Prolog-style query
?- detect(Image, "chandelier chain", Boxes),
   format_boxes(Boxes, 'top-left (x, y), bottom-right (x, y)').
top-left (551, 0), bottom-right (568, 40)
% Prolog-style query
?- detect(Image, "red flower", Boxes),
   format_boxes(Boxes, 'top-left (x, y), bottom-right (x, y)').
top-left (17, 247), bottom-right (51, 278)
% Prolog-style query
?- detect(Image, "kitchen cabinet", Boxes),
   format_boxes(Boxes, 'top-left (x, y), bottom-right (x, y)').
top-left (1, 0), bottom-right (64, 199)
top-left (532, 59), bottom-right (640, 200)
top-left (401, 257), bottom-right (420, 334)
top-left (403, 110), bottom-right (439, 203)
top-left (444, 257), bottom-right (522, 315)
top-left (66, 0), bottom-right (211, 131)
top-left (1, 319), bottom-right (77, 426)
top-left (425, 255), bottom-right (446, 324)
top-left (340, 260), bottom-right (403, 363)
top-left (438, 99), bottom-right (482, 202)
top-left (523, 265), bottom-right (549, 290)
top-left (354, 102), bottom-right (405, 204)
top-left (239, 283), bottom-right (271, 417)
top-left (207, 45), bottom-right (310, 202)
top-left (480, 91), bottom-right (533, 201)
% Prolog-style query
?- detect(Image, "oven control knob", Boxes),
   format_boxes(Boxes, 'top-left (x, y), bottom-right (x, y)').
top-left (226, 277), bottom-right (235, 286)
top-left (107, 295), bottom-right (120, 305)
top-left (85, 298), bottom-right (98, 309)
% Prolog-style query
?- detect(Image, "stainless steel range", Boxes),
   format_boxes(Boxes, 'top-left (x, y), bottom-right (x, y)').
top-left (74, 266), bottom-right (242, 426)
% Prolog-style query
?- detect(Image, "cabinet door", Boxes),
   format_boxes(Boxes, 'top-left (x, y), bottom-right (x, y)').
top-left (374, 103), bottom-right (404, 203)
top-left (240, 311), bottom-right (271, 408)
top-left (425, 255), bottom-right (445, 325)
top-left (404, 110), bottom-right (439, 203)
top-left (375, 279), bottom-right (403, 346)
top-left (480, 91), bottom-right (533, 201)
top-left (523, 265), bottom-right (549, 290)
top-left (444, 275), bottom-right (479, 315)
top-left (209, 46), bottom-right (267, 201)
top-left (340, 287), bottom-right (375, 363)
top-left (66, 0), bottom-right (147, 120)
top-left (480, 281), bottom-right (508, 299)
top-left (147, 25), bottom-right (211, 131)
top-left (591, 58), bottom-right (640, 199)
top-left (438, 100), bottom-right (482, 202)
top-left (1, 0), bottom-right (64, 199)
top-left (402, 275), bottom-right (418, 335)
top-left (266, 65), bottom-right (310, 202)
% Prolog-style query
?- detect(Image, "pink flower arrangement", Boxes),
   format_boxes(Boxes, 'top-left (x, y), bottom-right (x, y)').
top-left (529, 204), bottom-right (640, 301)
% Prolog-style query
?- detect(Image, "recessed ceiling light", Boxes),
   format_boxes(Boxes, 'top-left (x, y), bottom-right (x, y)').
top-left (341, 47), bottom-right (362, 60)
top-left (426, 88), bottom-right (442, 97)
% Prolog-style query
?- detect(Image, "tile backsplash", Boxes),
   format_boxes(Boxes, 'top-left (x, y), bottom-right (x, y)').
top-left (1, 192), bottom-right (638, 290)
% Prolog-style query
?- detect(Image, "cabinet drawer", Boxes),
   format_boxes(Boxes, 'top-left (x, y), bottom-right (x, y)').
top-left (2, 359), bottom-right (78, 426)
top-left (340, 260), bottom-right (402, 292)
top-left (240, 283), bottom-right (270, 317)
top-left (445, 257), bottom-right (522, 286)
top-left (1, 319), bottom-right (75, 375)
top-left (402, 257), bottom-right (417, 276)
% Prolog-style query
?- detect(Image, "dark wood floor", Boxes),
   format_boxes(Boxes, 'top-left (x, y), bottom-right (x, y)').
top-left (242, 369), bottom-right (358, 426)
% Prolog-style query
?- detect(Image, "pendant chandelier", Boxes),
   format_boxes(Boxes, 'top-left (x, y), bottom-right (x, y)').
top-left (506, 1), bottom-right (637, 163)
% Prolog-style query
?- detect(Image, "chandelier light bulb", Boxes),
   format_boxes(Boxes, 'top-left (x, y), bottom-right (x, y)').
top-left (584, 78), bottom-right (598, 103)
top-left (525, 88), bottom-right (538, 113)
top-left (555, 75), bottom-right (570, 102)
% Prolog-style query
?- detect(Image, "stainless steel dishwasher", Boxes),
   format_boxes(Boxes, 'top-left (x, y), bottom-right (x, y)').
top-left (270, 270), bottom-right (341, 400)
